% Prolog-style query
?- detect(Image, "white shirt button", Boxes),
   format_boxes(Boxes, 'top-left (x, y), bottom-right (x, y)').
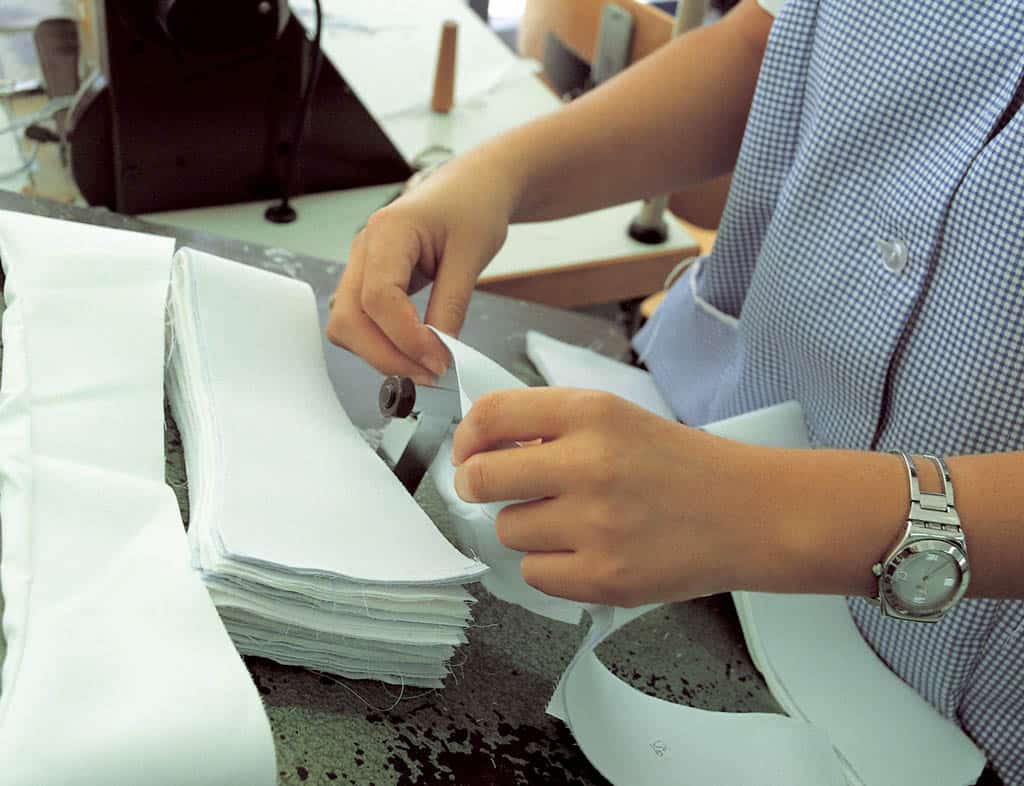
top-left (876, 239), bottom-right (909, 273)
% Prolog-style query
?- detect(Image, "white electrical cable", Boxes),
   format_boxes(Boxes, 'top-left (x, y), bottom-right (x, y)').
top-left (0, 94), bottom-right (72, 137)
top-left (0, 94), bottom-right (71, 180)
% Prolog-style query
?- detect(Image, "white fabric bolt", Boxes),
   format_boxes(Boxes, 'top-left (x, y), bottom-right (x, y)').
top-left (0, 211), bottom-right (276, 786)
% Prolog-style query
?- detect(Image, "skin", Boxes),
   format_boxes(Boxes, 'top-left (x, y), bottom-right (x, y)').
top-left (328, 1), bottom-right (1024, 607)
top-left (327, 0), bottom-right (770, 380)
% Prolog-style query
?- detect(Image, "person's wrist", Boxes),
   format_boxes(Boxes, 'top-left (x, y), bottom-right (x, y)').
top-left (762, 449), bottom-right (907, 596)
top-left (719, 442), bottom-right (809, 593)
top-left (470, 139), bottom-right (536, 225)
top-left (685, 435), bottom-right (790, 594)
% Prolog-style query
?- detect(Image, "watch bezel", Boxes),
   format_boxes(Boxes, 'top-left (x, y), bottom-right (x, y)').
top-left (880, 537), bottom-right (970, 621)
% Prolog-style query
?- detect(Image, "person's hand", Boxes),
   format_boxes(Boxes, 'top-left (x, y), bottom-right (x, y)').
top-left (326, 156), bottom-right (517, 382)
top-left (451, 388), bottom-right (783, 607)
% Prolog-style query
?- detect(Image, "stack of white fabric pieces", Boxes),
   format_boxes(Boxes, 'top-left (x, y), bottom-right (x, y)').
top-left (166, 248), bottom-right (486, 687)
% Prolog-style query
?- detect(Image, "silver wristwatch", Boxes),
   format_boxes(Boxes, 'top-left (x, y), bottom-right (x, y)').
top-left (870, 452), bottom-right (969, 623)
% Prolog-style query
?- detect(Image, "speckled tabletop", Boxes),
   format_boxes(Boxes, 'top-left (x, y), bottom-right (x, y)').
top-left (0, 193), bottom-right (782, 786)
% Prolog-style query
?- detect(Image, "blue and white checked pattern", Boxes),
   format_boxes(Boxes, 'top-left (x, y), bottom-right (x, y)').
top-left (634, 1), bottom-right (1024, 781)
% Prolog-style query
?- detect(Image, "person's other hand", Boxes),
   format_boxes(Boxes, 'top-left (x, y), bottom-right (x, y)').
top-left (451, 388), bottom-right (776, 607)
top-left (326, 158), bottom-right (515, 382)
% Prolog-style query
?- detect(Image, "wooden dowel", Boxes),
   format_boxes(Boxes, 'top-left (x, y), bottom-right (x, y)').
top-left (431, 20), bottom-right (458, 114)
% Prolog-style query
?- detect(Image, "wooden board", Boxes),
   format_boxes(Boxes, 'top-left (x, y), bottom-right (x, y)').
top-left (519, 0), bottom-right (675, 67)
top-left (477, 244), bottom-right (692, 307)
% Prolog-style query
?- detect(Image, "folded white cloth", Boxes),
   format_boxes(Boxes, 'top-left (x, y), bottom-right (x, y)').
top-left (427, 328), bottom-right (585, 625)
top-left (0, 211), bottom-right (276, 786)
top-left (524, 330), bottom-right (986, 786)
top-left (167, 247), bottom-right (486, 686)
top-left (525, 330), bottom-right (676, 419)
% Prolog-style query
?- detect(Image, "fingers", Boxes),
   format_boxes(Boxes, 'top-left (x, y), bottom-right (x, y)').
top-left (520, 553), bottom-right (600, 604)
top-left (454, 442), bottom-right (564, 503)
top-left (326, 235), bottom-right (438, 382)
top-left (494, 498), bottom-right (576, 552)
top-left (521, 552), bottom-right (645, 607)
top-left (452, 388), bottom-right (580, 464)
top-left (361, 218), bottom-right (451, 376)
top-left (423, 235), bottom-right (482, 337)
top-left (325, 192), bottom-right (501, 377)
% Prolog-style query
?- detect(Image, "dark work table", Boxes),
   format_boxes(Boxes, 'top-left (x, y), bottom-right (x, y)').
top-left (0, 191), bottom-right (779, 786)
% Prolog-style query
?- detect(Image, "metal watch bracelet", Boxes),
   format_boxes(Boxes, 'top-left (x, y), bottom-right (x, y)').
top-left (869, 452), bottom-right (970, 621)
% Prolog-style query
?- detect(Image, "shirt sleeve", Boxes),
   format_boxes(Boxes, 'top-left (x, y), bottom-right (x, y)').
top-left (757, 0), bottom-right (783, 16)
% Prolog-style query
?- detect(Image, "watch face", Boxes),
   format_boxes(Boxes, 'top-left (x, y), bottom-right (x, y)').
top-left (886, 543), bottom-right (963, 614)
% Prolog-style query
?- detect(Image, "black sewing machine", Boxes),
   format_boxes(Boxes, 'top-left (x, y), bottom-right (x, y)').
top-left (68, 0), bottom-right (411, 214)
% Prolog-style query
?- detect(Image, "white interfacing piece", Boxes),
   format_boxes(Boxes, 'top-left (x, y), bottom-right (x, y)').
top-left (444, 328), bottom-right (985, 786)
top-left (297, 0), bottom-right (538, 120)
top-left (549, 605), bottom-right (847, 786)
top-left (525, 330), bottom-right (676, 419)
top-left (0, 212), bottom-right (276, 786)
top-left (427, 327), bottom-right (586, 625)
top-left (710, 408), bottom-right (983, 786)
top-left (167, 248), bottom-right (486, 686)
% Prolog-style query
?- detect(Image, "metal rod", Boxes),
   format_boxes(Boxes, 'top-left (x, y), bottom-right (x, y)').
top-left (628, 0), bottom-right (707, 245)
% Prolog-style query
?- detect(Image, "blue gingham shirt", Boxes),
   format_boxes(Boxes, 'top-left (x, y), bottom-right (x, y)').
top-left (635, 1), bottom-right (1024, 781)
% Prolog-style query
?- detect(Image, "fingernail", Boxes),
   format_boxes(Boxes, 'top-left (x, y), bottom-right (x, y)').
top-left (453, 466), bottom-right (473, 502)
top-left (450, 424), bottom-right (465, 465)
top-left (412, 372), bottom-right (436, 386)
top-left (420, 354), bottom-right (448, 377)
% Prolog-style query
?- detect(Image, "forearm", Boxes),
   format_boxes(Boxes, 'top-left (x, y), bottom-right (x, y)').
top-left (744, 446), bottom-right (1024, 599)
top-left (460, 0), bottom-right (772, 224)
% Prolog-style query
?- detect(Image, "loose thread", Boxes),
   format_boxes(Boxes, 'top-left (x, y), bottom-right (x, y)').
top-left (315, 671), bottom-right (422, 713)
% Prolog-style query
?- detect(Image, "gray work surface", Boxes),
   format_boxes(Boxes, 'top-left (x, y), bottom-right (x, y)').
top-left (0, 192), bottom-right (780, 785)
